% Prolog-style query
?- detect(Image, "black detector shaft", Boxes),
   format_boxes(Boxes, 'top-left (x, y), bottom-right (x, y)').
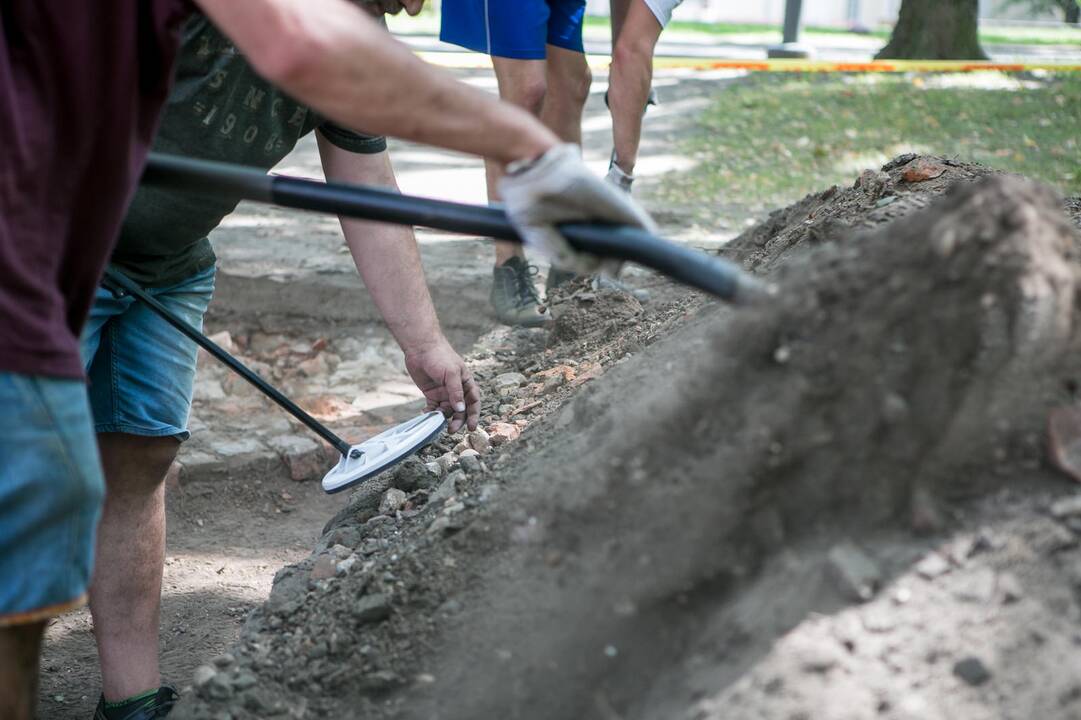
top-left (102, 268), bottom-right (355, 458)
top-left (142, 153), bottom-right (769, 303)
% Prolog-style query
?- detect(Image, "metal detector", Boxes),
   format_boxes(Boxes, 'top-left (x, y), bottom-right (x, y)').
top-left (102, 268), bottom-right (446, 495)
top-left (141, 153), bottom-right (771, 304)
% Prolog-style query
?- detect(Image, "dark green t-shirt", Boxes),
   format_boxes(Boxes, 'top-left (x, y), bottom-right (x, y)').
top-left (112, 15), bottom-right (387, 288)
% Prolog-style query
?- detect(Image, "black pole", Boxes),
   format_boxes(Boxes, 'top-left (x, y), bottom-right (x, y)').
top-left (142, 153), bottom-right (769, 304)
top-left (102, 268), bottom-right (355, 459)
top-left (782, 0), bottom-right (803, 44)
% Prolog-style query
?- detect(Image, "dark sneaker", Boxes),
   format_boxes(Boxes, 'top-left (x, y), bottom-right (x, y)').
top-left (545, 267), bottom-right (579, 296)
top-left (490, 256), bottom-right (548, 327)
top-left (93, 685), bottom-right (179, 720)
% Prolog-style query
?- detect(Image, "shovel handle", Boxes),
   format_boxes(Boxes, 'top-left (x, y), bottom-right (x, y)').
top-left (142, 153), bottom-right (768, 303)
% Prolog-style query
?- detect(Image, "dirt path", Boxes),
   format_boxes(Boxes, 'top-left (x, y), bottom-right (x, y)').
top-left (37, 66), bottom-right (732, 719)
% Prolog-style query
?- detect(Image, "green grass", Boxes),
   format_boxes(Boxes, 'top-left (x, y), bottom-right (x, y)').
top-left (581, 15), bottom-right (1081, 47)
top-left (658, 72), bottom-right (1081, 222)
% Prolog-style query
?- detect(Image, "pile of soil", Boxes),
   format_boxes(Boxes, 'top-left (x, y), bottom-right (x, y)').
top-left (176, 158), bottom-right (1081, 720)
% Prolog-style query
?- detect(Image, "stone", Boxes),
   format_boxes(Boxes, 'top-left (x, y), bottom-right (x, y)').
top-left (953, 568), bottom-right (996, 604)
top-left (901, 158), bottom-right (946, 183)
top-left (310, 554), bottom-right (338, 581)
top-left (378, 488), bottom-right (408, 515)
top-left (826, 542), bottom-right (881, 602)
top-left (211, 653), bottom-right (235, 668)
top-left (1050, 495), bottom-right (1081, 519)
top-left (268, 434), bottom-right (324, 482)
top-left (331, 543), bottom-right (352, 559)
top-left (493, 372), bottom-right (527, 391)
top-left (354, 593), bottom-right (392, 624)
top-left (488, 422), bottom-right (521, 446)
top-left (204, 672), bottom-right (234, 701)
top-left (435, 452), bottom-right (460, 474)
top-left (998, 572), bottom-right (1024, 604)
top-left (424, 461), bottom-right (444, 478)
top-left (193, 665), bottom-right (218, 689)
top-left (429, 471), bottom-right (461, 504)
top-left (453, 439), bottom-right (471, 455)
top-left (297, 354), bottom-right (329, 378)
top-left (458, 449), bottom-right (483, 474)
top-left (337, 554), bottom-right (359, 575)
top-left (467, 428), bottom-right (491, 455)
top-left (915, 553), bottom-right (951, 580)
top-left (953, 656), bottom-right (992, 686)
top-left (232, 672), bottom-right (258, 691)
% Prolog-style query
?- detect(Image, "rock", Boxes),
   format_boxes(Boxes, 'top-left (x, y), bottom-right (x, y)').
top-left (435, 452), bottom-right (460, 474)
top-left (336, 554), bottom-right (359, 575)
top-left (452, 439), bottom-right (471, 455)
top-left (953, 656), bottom-right (992, 686)
top-left (266, 568), bottom-right (307, 617)
top-left (882, 392), bottom-right (909, 424)
top-left (429, 471), bottom-right (461, 504)
top-left (467, 428), bottom-right (491, 455)
top-left (203, 671), bottom-right (234, 701)
top-left (826, 542), bottom-right (882, 601)
top-left (1050, 495), bottom-right (1081, 519)
top-left (998, 572), bottom-right (1024, 604)
top-left (354, 593), bottom-right (392, 624)
top-left (458, 449), bottom-right (483, 474)
top-left (360, 670), bottom-right (403, 692)
top-left (424, 461), bottom-right (444, 478)
top-left (952, 568), bottom-right (996, 604)
top-left (478, 483), bottom-right (500, 503)
top-left (207, 330), bottom-right (236, 354)
top-left (488, 422), bottom-right (521, 446)
top-left (392, 456), bottom-right (435, 491)
top-left (232, 672), bottom-right (257, 691)
top-left (493, 372), bottom-right (527, 391)
top-left (193, 665), bottom-right (218, 689)
top-left (915, 552), bottom-right (951, 580)
top-left (901, 157), bottom-right (946, 183)
top-left (331, 543), bottom-right (352, 559)
top-left (267, 434), bottom-right (324, 482)
top-left (211, 653), bottom-right (235, 668)
top-left (428, 515), bottom-right (466, 535)
top-left (379, 488), bottom-right (408, 515)
top-left (309, 554), bottom-right (338, 581)
top-left (297, 354), bottom-right (329, 377)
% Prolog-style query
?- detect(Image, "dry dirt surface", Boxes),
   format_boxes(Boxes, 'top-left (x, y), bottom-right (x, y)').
top-left (166, 157), bottom-right (1081, 720)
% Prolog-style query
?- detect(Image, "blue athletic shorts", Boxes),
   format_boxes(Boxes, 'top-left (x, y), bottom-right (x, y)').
top-left (81, 266), bottom-right (216, 441)
top-left (440, 0), bottom-right (587, 59)
top-left (0, 372), bottom-right (105, 626)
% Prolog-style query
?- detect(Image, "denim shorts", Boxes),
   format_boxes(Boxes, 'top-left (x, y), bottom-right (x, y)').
top-left (81, 266), bottom-right (216, 441)
top-left (0, 372), bottom-right (105, 626)
top-left (440, 0), bottom-right (587, 59)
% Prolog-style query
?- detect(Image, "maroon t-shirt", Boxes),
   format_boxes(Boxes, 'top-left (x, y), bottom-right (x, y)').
top-left (0, 1), bottom-right (191, 379)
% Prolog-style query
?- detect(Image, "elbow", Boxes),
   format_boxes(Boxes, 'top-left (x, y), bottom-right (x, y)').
top-left (246, 14), bottom-right (328, 93)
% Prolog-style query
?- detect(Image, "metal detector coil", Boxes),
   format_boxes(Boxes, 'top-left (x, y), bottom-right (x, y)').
top-left (322, 410), bottom-right (447, 494)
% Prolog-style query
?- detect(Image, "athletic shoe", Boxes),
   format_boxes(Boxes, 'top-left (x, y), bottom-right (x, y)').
top-left (490, 256), bottom-right (548, 327)
top-left (93, 685), bottom-right (179, 720)
top-left (606, 150), bottom-right (635, 194)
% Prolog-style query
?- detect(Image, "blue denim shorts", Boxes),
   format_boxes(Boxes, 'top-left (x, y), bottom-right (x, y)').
top-left (440, 0), bottom-right (587, 59)
top-left (0, 372), bottom-right (105, 625)
top-left (81, 267), bottom-right (216, 441)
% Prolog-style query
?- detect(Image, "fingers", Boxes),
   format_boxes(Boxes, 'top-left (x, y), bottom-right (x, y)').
top-left (445, 366), bottom-right (466, 434)
top-left (463, 374), bottom-right (481, 431)
top-left (403, 0), bottom-right (425, 15)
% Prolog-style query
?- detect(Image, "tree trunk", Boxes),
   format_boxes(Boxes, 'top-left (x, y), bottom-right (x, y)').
top-left (875, 0), bottom-right (987, 60)
top-left (1066, 1), bottom-right (1080, 25)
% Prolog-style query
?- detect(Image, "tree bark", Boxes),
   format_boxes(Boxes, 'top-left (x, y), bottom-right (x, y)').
top-left (876, 0), bottom-right (988, 60)
top-left (1066, 1), bottom-right (1080, 25)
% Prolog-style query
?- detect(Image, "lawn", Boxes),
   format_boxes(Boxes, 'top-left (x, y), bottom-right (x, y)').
top-left (658, 72), bottom-right (1081, 223)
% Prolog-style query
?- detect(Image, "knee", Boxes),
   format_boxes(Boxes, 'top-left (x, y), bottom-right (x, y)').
top-left (507, 78), bottom-right (548, 117)
top-left (99, 434), bottom-right (179, 494)
top-left (568, 64), bottom-right (593, 108)
top-left (611, 35), bottom-right (655, 75)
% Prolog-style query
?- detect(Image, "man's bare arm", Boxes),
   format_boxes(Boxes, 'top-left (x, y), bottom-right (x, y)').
top-left (316, 136), bottom-right (479, 432)
top-left (194, 0), bottom-right (557, 167)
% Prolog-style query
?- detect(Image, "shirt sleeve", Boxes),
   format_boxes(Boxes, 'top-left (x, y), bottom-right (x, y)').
top-left (316, 121), bottom-right (388, 155)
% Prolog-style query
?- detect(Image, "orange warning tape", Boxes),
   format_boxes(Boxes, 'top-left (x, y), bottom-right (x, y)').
top-left (417, 51), bottom-right (1081, 73)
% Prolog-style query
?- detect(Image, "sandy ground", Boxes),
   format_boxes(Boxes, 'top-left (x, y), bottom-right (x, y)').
top-left (37, 65), bottom-right (730, 719)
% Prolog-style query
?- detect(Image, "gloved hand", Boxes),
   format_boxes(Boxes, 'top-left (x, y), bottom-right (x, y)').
top-left (498, 143), bottom-right (657, 275)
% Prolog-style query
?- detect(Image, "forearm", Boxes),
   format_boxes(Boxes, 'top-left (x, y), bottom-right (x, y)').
top-left (197, 0), bottom-right (558, 166)
top-left (317, 135), bottom-right (443, 354)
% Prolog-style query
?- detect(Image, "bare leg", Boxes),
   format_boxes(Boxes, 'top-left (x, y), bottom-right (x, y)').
top-left (540, 45), bottom-right (592, 145)
top-left (0, 621), bottom-right (45, 720)
top-left (487, 58), bottom-right (549, 265)
top-left (90, 433), bottom-right (178, 701)
top-left (608, 0), bottom-right (663, 174)
top-left (610, 0), bottom-right (632, 44)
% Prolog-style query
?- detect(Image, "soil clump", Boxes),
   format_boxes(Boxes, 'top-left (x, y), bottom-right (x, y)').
top-left (176, 159), bottom-right (1081, 719)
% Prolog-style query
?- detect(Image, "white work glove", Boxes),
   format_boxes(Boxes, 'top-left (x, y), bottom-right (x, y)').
top-left (499, 143), bottom-right (657, 275)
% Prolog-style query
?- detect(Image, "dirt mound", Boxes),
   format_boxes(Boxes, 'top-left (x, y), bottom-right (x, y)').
top-left (176, 170), bottom-right (1081, 720)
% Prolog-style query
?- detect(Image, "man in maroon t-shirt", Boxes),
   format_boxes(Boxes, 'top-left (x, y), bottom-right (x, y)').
top-left (1, 1), bottom-right (653, 717)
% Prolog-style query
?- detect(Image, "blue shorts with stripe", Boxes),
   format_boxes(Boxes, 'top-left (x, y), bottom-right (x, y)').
top-left (440, 0), bottom-right (587, 60)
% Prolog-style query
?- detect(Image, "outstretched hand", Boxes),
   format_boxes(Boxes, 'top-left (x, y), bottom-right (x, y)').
top-left (404, 340), bottom-right (480, 434)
